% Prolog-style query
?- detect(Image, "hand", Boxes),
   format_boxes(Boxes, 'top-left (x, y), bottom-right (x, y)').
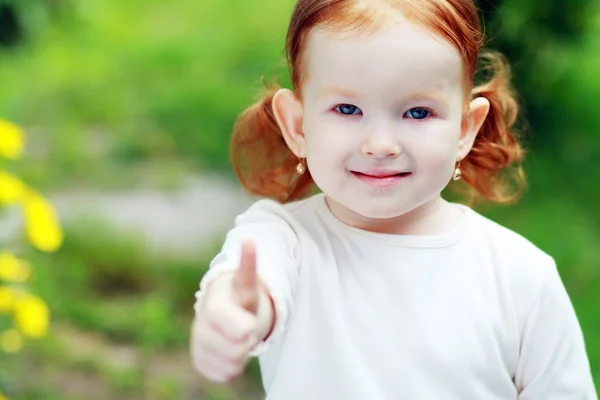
top-left (191, 240), bottom-right (264, 383)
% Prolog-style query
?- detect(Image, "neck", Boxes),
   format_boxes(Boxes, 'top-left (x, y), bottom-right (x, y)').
top-left (325, 195), bottom-right (463, 235)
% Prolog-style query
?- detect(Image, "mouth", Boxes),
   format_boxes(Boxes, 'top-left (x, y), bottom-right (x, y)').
top-left (350, 170), bottom-right (412, 188)
top-left (351, 171), bottom-right (412, 178)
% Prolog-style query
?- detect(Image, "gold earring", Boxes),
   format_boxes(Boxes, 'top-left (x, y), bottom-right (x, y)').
top-left (296, 158), bottom-right (306, 175)
top-left (452, 159), bottom-right (462, 181)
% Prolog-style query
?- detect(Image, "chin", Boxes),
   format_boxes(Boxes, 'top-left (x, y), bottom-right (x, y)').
top-left (344, 198), bottom-right (413, 220)
top-left (355, 205), bottom-right (408, 220)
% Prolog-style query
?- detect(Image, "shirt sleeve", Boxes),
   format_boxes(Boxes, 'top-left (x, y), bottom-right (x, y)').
top-left (193, 200), bottom-right (301, 356)
top-left (515, 258), bottom-right (597, 399)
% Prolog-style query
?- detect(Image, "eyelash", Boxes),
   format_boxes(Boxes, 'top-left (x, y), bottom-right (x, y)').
top-left (331, 104), bottom-right (436, 120)
top-left (332, 104), bottom-right (362, 116)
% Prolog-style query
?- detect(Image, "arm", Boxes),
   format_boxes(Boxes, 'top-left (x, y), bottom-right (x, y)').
top-left (514, 260), bottom-right (597, 399)
top-left (194, 201), bottom-right (300, 354)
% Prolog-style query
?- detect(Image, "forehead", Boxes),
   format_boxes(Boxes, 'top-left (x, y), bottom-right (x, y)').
top-left (303, 18), bottom-right (464, 97)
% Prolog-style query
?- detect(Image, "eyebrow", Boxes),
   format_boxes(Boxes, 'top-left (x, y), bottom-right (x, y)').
top-left (408, 91), bottom-right (449, 104)
top-left (317, 88), bottom-right (450, 104)
top-left (317, 87), bottom-right (359, 99)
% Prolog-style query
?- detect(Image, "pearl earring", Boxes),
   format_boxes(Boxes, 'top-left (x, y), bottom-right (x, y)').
top-left (452, 159), bottom-right (462, 181)
top-left (296, 159), bottom-right (306, 175)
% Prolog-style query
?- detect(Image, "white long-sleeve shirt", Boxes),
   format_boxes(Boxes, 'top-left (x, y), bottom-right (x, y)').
top-left (195, 193), bottom-right (597, 399)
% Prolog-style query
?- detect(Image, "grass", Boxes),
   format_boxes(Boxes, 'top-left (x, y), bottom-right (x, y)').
top-left (26, 218), bottom-right (208, 348)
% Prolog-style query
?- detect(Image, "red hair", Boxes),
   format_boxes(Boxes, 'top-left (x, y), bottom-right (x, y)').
top-left (231, 0), bottom-right (525, 204)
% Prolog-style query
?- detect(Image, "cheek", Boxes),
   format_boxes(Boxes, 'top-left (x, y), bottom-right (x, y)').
top-left (412, 122), bottom-right (461, 167)
top-left (303, 116), bottom-right (357, 161)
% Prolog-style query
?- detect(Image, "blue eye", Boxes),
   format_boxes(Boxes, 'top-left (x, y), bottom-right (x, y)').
top-left (405, 108), bottom-right (431, 120)
top-left (335, 104), bottom-right (362, 115)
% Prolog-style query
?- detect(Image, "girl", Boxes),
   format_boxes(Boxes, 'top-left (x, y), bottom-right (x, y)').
top-left (191, 0), bottom-right (597, 398)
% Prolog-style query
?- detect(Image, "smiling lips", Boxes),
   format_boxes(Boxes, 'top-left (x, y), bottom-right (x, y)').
top-left (351, 169), bottom-right (412, 188)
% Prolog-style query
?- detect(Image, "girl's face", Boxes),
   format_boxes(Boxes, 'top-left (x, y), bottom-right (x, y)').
top-left (275, 15), bottom-right (489, 232)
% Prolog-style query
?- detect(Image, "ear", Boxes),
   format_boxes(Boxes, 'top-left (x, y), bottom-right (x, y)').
top-left (272, 88), bottom-right (306, 158)
top-left (458, 96), bottom-right (490, 159)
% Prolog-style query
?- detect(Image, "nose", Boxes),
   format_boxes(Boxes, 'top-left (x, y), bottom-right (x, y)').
top-left (361, 133), bottom-right (402, 159)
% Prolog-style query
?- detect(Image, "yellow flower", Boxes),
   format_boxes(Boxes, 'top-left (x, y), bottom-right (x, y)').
top-left (22, 190), bottom-right (63, 252)
top-left (0, 170), bottom-right (26, 205)
top-left (0, 286), bottom-right (16, 312)
top-left (13, 293), bottom-right (50, 338)
top-left (0, 328), bottom-right (23, 353)
top-left (0, 119), bottom-right (24, 159)
top-left (0, 252), bottom-right (32, 283)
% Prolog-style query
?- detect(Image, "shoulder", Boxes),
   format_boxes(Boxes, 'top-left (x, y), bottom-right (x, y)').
top-left (223, 194), bottom-right (326, 272)
top-left (466, 206), bottom-right (554, 267)
top-left (230, 193), bottom-right (323, 245)
top-left (463, 206), bottom-right (559, 309)
top-left (235, 193), bottom-right (319, 226)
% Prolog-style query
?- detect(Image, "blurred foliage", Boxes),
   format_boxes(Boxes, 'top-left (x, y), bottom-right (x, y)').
top-left (479, 0), bottom-right (600, 166)
top-left (0, 121), bottom-right (63, 398)
top-left (0, 0), bottom-right (293, 186)
top-left (0, 0), bottom-right (598, 398)
top-left (0, 0), bottom-right (71, 46)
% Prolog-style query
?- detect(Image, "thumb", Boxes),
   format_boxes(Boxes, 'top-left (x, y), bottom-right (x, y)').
top-left (232, 240), bottom-right (259, 314)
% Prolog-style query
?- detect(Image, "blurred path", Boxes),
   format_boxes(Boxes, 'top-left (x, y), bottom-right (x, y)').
top-left (0, 174), bottom-right (256, 253)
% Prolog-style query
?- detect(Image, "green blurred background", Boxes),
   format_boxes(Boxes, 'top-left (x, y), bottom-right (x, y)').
top-left (0, 0), bottom-right (598, 398)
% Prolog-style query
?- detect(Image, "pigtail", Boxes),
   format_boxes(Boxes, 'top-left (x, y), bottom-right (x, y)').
top-left (461, 51), bottom-right (526, 205)
top-left (230, 82), bottom-right (315, 203)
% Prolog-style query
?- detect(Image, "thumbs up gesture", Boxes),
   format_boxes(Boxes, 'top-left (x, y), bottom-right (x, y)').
top-left (191, 241), bottom-right (274, 383)
top-left (232, 241), bottom-right (260, 314)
